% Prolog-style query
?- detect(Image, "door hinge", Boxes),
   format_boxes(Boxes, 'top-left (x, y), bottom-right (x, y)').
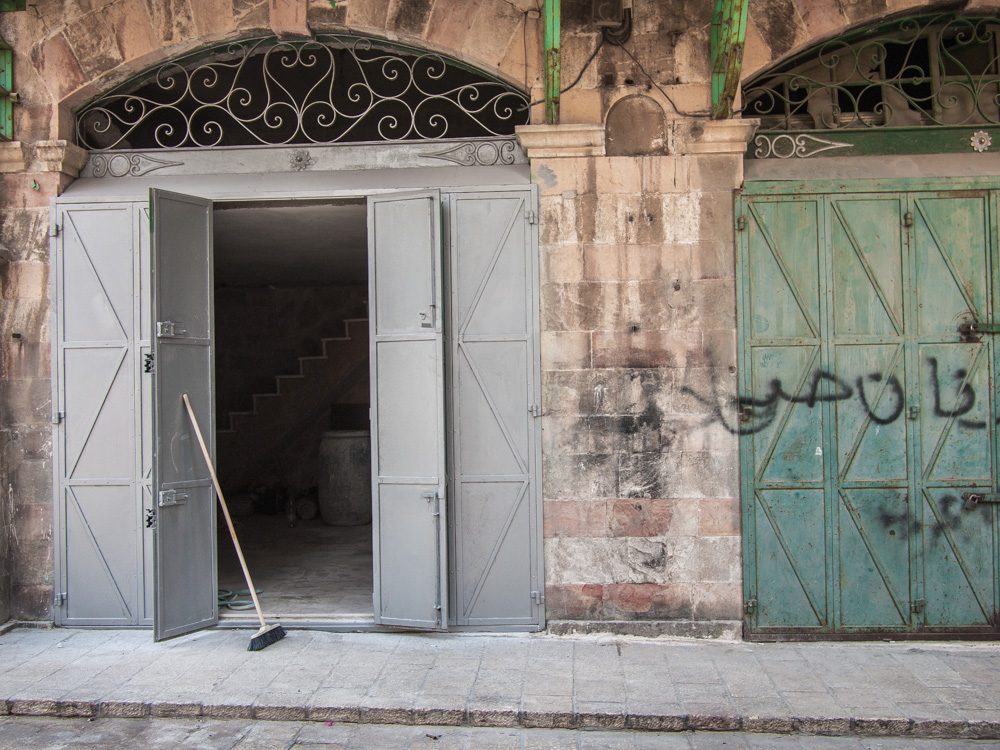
top-left (530, 590), bottom-right (544, 605)
top-left (910, 598), bottom-right (925, 614)
top-left (143, 353), bottom-right (154, 374)
top-left (525, 209), bottom-right (538, 225)
top-left (736, 215), bottom-right (747, 231)
top-left (144, 508), bottom-right (156, 529)
top-left (54, 591), bottom-right (66, 607)
top-left (744, 597), bottom-right (757, 615)
top-left (903, 211), bottom-right (914, 228)
top-left (422, 490), bottom-right (441, 517)
top-left (51, 410), bottom-right (64, 425)
top-left (49, 223), bottom-right (61, 238)
top-left (529, 404), bottom-right (543, 417)
top-left (907, 403), bottom-right (920, 420)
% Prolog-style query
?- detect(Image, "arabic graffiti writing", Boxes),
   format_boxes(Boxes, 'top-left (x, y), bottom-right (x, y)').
top-left (683, 357), bottom-right (997, 436)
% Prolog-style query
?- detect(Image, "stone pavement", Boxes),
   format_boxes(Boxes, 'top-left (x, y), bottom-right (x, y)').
top-left (3, 716), bottom-right (1000, 749)
top-left (0, 627), bottom-right (998, 741)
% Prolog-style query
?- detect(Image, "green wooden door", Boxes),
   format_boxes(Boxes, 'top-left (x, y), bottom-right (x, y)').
top-left (738, 182), bottom-right (1000, 638)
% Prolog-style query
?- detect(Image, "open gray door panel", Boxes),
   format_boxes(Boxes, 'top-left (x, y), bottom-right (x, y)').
top-left (150, 189), bottom-right (217, 641)
top-left (368, 189), bottom-right (448, 630)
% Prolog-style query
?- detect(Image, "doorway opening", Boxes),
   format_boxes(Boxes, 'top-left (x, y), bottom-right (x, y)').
top-left (211, 198), bottom-right (374, 622)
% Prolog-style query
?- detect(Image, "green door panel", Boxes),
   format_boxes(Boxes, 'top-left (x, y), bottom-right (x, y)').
top-left (739, 183), bottom-right (1000, 638)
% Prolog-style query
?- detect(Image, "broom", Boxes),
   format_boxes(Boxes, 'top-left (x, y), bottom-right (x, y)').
top-left (182, 393), bottom-right (286, 651)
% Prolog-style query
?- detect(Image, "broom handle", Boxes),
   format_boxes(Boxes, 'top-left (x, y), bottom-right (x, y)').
top-left (182, 393), bottom-right (267, 630)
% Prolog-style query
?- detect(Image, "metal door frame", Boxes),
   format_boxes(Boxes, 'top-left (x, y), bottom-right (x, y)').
top-left (51, 164), bottom-right (541, 632)
top-left (738, 175), bottom-right (1000, 641)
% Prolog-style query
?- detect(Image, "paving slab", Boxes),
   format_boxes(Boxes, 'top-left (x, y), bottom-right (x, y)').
top-left (0, 628), bottom-right (998, 739)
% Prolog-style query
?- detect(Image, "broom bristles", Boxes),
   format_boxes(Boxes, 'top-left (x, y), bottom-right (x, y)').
top-left (248, 623), bottom-right (286, 651)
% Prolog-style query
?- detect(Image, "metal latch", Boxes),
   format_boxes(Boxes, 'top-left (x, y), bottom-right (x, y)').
top-left (529, 404), bottom-right (543, 417)
top-left (422, 491), bottom-right (440, 517)
top-left (156, 321), bottom-right (182, 338)
top-left (962, 491), bottom-right (1000, 510)
top-left (53, 592), bottom-right (66, 607)
top-left (525, 209), bottom-right (538, 225)
top-left (903, 211), bottom-right (914, 228)
top-left (158, 489), bottom-right (189, 507)
top-left (958, 320), bottom-right (1000, 343)
top-left (744, 597), bottom-right (757, 615)
top-left (418, 305), bottom-right (436, 328)
top-left (910, 599), bottom-right (925, 614)
top-left (49, 224), bottom-right (61, 238)
top-left (736, 216), bottom-right (747, 231)
top-left (51, 410), bottom-right (64, 425)
top-left (739, 405), bottom-right (753, 423)
top-left (530, 590), bottom-right (544, 604)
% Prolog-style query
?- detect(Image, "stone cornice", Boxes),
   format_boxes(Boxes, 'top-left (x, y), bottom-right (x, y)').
top-left (30, 140), bottom-right (90, 177)
top-left (681, 119), bottom-right (759, 155)
top-left (515, 124), bottom-right (605, 159)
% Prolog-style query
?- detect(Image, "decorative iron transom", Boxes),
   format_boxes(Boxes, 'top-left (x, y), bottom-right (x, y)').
top-left (76, 36), bottom-right (529, 150)
top-left (744, 12), bottom-right (1000, 158)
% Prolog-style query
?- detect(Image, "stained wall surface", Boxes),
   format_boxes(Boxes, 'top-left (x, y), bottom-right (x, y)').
top-left (0, 0), bottom-right (970, 625)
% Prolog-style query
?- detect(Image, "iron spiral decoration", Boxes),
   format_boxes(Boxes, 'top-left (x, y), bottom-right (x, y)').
top-left (76, 36), bottom-right (530, 150)
top-left (744, 13), bottom-right (1000, 132)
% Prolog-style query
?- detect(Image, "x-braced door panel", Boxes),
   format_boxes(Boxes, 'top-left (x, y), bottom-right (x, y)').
top-left (150, 189), bottom-right (217, 641)
top-left (369, 190), bottom-right (448, 630)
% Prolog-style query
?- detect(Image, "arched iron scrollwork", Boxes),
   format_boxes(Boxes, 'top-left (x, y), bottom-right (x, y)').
top-left (744, 13), bottom-right (1000, 133)
top-left (76, 36), bottom-right (530, 150)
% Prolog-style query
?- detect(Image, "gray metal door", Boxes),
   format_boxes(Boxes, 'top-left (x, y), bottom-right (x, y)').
top-left (447, 189), bottom-right (543, 627)
top-left (54, 203), bottom-right (140, 626)
top-left (368, 190), bottom-right (448, 629)
top-left (150, 189), bottom-right (217, 641)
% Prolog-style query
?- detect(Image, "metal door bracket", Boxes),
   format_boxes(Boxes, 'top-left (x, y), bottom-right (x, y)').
top-left (51, 410), bottom-right (64, 425)
top-left (736, 215), bottom-right (747, 231)
top-left (910, 599), bottom-right (925, 614)
top-left (958, 320), bottom-right (1000, 343)
top-left (156, 321), bottom-right (179, 338)
top-left (962, 491), bottom-right (1000, 510)
top-left (157, 489), bottom-right (189, 507)
top-left (49, 224), bottom-right (61, 238)
top-left (903, 211), bottom-right (914, 228)
top-left (530, 590), bottom-right (544, 604)
top-left (525, 209), bottom-right (538, 225)
top-left (53, 591), bottom-right (66, 607)
top-left (907, 404), bottom-right (920, 420)
top-left (529, 404), bottom-right (543, 417)
top-left (744, 597), bottom-right (757, 615)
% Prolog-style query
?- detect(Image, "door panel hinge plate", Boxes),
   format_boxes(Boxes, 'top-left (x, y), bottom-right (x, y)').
top-left (156, 321), bottom-right (177, 338)
top-left (530, 590), bottom-right (544, 604)
top-left (49, 224), bottom-right (61, 238)
top-left (744, 597), bottom-right (757, 615)
top-left (911, 598), bottom-right (925, 614)
top-left (525, 209), bottom-right (538, 225)
top-left (51, 410), bottom-right (64, 425)
top-left (54, 592), bottom-right (66, 607)
top-left (736, 216), bottom-right (747, 231)
top-left (529, 404), bottom-right (543, 417)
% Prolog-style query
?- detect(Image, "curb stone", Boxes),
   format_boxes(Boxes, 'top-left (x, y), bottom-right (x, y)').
top-left (2, 698), bottom-right (999, 739)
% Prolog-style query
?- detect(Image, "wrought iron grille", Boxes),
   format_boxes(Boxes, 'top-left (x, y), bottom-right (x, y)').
top-left (745, 13), bottom-right (1000, 133)
top-left (76, 36), bottom-right (529, 150)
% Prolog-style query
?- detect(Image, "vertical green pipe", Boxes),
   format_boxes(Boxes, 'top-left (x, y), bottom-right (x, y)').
top-left (544, 0), bottom-right (560, 125)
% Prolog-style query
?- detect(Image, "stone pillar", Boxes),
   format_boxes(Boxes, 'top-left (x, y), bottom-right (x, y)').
top-left (0, 140), bottom-right (88, 621)
top-left (518, 117), bottom-right (756, 637)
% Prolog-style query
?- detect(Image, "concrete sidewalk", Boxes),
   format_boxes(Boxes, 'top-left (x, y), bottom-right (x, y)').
top-left (0, 627), bottom-right (998, 740)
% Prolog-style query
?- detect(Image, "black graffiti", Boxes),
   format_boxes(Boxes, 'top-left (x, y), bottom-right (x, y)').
top-left (877, 494), bottom-right (992, 542)
top-left (684, 357), bottom-right (998, 436)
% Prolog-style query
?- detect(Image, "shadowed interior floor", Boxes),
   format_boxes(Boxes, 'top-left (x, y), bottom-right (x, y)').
top-left (217, 515), bottom-right (373, 618)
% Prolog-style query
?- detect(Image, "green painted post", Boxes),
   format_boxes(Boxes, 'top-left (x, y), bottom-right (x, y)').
top-left (544, 0), bottom-right (560, 125)
top-left (711, 0), bottom-right (748, 119)
top-left (0, 36), bottom-right (11, 141)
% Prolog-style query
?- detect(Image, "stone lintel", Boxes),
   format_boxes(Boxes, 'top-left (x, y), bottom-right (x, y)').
top-left (0, 142), bottom-right (27, 174)
top-left (683, 118), bottom-right (759, 155)
top-left (30, 141), bottom-right (90, 178)
top-left (516, 124), bottom-right (605, 159)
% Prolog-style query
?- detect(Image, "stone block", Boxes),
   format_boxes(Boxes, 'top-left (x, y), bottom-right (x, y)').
top-left (387, 0), bottom-right (434, 35)
top-left (192, 0), bottom-right (241, 35)
top-left (31, 34), bottom-right (88, 108)
top-left (699, 498), bottom-right (740, 536)
top-left (2, 342), bottom-right (51, 381)
top-left (691, 536), bottom-right (741, 582)
top-left (62, 9), bottom-right (126, 80)
top-left (461, 0), bottom-right (523, 71)
top-left (592, 330), bottom-right (700, 369)
top-left (544, 536), bottom-right (632, 585)
top-left (604, 582), bottom-right (693, 619)
top-left (539, 194), bottom-right (579, 245)
top-left (542, 452), bottom-right (616, 499)
top-left (691, 582), bottom-right (742, 620)
top-left (543, 499), bottom-right (607, 538)
top-left (1, 262), bottom-right (48, 301)
top-left (532, 158), bottom-right (597, 197)
top-left (346, 0), bottom-right (390, 30)
top-left (543, 583), bottom-right (604, 619)
top-left (697, 191), bottom-right (736, 242)
top-left (542, 245), bottom-right (585, 283)
top-left (608, 498), bottom-right (678, 537)
top-left (270, 0), bottom-right (311, 37)
top-left (686, 154), bottom-right (743, 190)
top-left (540, 331), bottom-right (591, 370)
top-left (690, 240), bottom-right (734, 280)
top-left (616, 452), bottom-right (666, 499)
top-left (12, 582), bottom-right (52, 620)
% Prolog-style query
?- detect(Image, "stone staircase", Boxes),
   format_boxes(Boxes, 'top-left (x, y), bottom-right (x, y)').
top-left (217, 318), bottom-right (370, 493)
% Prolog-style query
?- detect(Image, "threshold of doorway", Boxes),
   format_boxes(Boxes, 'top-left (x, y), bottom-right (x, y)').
top-left (215, 614), bottom-right (542, 633)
